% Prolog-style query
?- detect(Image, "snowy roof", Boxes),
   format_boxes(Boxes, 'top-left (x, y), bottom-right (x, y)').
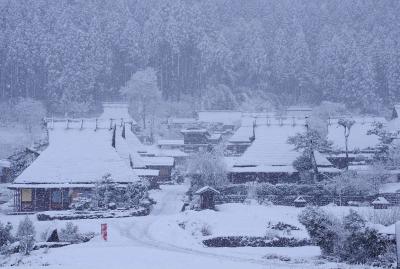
top-left (327, 117), bottom-right (385, 152)
top-left (294, 196), bottom-right (307, 203)
top-left (9, 183), bottom-right (96, 189)
top-left (14, 127), bottom-right (139, 184)
top-left (379, 183), bottom-right (400, 194)
top-left (286, 106), bottom-right (312, 112)
top-left (181, 128), bottom-right (208, 134)
top-left (133, 169), bottom-right (159, 177)
top-left (99, 102), bottom-right (136, 125)
top-left (198, 111), bottom-right (242, 125)
top-left (372, 197), bottom-right (390, 205)
top-left (140, 157), bottom-right (174, 167)
top-left (195, 186), bottom-right (220, 195)
top-left (317, 166), bottom-right (341, 173)
top-left (167, 118), bottom-right (197, 124)
top-left (209, 133), bottom-right (222, 140)
top-left (228, 126), bottom-right (254, 143)
top-left (154, 148), bottom-right (188, 158)
top-left (157, 139), bottom-right (184, 146)
top-left (229, 165), bottom-right (296, 173)
top-left (0, 159), bottom-right (11, 168)
top-left (234, 124), bottom-right (331, 167)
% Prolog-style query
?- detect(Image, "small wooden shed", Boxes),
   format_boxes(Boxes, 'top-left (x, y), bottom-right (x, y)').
top-left (194, 186), bottom-right (220, 210)
top-left (372, 197), bottom-right (390, 209)
top-left (294, 196), bottom-right (307, 208)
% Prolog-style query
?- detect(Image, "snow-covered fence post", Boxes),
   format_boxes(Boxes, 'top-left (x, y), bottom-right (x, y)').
top-left (101, 223), bottom-right (107, 241)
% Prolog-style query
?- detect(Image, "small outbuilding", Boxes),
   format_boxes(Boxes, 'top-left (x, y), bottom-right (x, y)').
top-left (372, 197), bottom-right (390, 209)
top-left (294, 196), bottom-right (307, 208)
top-left (194, 186), bottom-right (220, 210)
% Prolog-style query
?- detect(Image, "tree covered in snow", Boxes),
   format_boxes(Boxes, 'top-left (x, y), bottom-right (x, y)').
top-left (2, 1), bottom-right (400, 114)
top-left (14, 98), bottom-right (46, 134)
top-left (0, 221), bottom-right (14, 253)
top-left (92, 174), bottom-right (119, 209)
top-left (326, 170), bottom-right (385, 205)
top-left (121, 68), bottom-right (161, 129)
top-left (124, 182), bottom-right (149, 208)
top-left (187, 147), bottom-right (228, 189)
top-left (288, 125), bottom-right (332, 182)
top-left (16, 216), bottom-right (36, 255)
top-left (90, 174), bottom-right (150, 210)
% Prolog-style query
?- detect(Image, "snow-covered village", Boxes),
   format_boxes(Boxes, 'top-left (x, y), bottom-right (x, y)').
top-left (2, 1), bottom-right (400, 269)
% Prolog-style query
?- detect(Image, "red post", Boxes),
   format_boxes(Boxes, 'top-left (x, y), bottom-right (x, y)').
top-left (101, 223), bottom-right (108, 241)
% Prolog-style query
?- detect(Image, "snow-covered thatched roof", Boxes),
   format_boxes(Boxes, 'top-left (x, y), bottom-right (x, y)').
top-left (233, 124), bottom-right (331, 167)
top-left (228, 125), bottom-right (254, 144)
top-left (157, 139), bottom-right (184, 146)
top-left (14, 125), bottom-right (139, 184)
top-left (229, 123), bottom-right (334, 173)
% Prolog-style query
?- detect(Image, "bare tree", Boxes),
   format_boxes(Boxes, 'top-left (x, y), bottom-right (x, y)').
top-left (338, 118), bottom-right (356, 170)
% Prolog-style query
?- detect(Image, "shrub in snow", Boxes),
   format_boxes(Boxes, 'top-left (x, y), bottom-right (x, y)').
top-left (90, 174), bottom-right (150, 210)
top-left (59, 222), bottom-right (80, 243)
top-left (342, 209), bottom-right (365, 233)
top-left (16, 216), bottom-right (36, 255)
top-left (70, 196), bottom-right (92, 211)
top-left (298, 207), bottom-right (339, 255)
top-left (0, 221), bottom-right (14, 254)
top-left (299, 207), bottom-right (390, 265)
top-left (267, 221), bottom-right (300, 231)
top-left (171, 168), bottom-right (184, 184)
top-left (124, 182), bottom-right (149, 208)
top-left (200, 224), bottom-right (212, 236)
top-left (263, 253), bottom-right (291, 262)
top-left (342, 228), bottom-right (388, 264)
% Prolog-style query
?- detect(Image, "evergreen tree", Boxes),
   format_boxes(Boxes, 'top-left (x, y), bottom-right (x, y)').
top-left (16, 216), bottom-right (36, 255)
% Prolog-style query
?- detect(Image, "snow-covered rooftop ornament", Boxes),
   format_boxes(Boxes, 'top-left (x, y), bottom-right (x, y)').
top-left (372, 197), bottom-right (390, 205)
top-left (195, 186), bottom-right (220, 195)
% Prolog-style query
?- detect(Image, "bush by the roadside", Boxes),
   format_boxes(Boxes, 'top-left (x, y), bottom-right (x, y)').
top-left (203, 236), bottom-right (310, 248)
top-left (299, 207), bottom-right (391, 265)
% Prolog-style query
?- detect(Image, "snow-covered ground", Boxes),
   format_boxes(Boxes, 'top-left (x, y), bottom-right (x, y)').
top-left (0, 184), bottom-right (380, 268)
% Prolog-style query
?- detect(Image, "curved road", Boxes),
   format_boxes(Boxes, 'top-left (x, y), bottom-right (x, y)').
top-left (114, 184), bottom-right (317, 268)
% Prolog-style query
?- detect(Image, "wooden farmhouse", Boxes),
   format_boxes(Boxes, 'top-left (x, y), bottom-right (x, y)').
top-left (226, 116), bottom-right (340, 183)
top-left (180, 128), bottom-right (222, 153)
top-left (9, 119), bottom-right (140, 212)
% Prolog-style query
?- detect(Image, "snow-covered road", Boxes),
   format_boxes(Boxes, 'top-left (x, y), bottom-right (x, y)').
top-left (1, 184), bottom-right (348, 269)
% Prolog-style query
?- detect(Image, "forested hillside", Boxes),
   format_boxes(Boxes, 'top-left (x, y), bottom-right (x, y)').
top-left (1, 0), bottom-right (400, 114)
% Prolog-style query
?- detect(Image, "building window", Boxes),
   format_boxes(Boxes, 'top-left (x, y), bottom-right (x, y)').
top-left (51, 190), bottom-right (62, 203)
top-left (21, 189), bottom-right (32, 202)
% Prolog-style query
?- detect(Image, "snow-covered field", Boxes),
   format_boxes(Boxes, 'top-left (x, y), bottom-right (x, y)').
top-left (0, 185), bottom-right (381, 268)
